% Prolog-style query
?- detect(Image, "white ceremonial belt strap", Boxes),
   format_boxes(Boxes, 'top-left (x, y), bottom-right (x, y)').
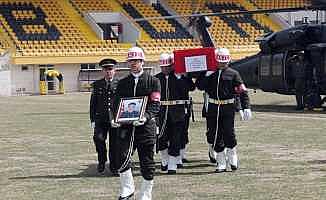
top-left (208, 98), bottom-right (234, 105)
top-left (160, 100), bottom-right (191, 106)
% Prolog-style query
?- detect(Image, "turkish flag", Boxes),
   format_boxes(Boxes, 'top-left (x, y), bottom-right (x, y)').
top-left (173, 47), bottom-right (217, 73)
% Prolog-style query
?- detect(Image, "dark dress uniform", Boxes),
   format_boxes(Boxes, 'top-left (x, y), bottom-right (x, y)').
top-left (289, 55), bottom-right (306, 110)
top-left (155, 71), bottom-right (195, 158)
top-left (196, 68), bottom-right (250, 153)
top-left (114, 71), bottom-right (160, 181)
top-left (90, 77), bottom-right (119, 172)
top-left (120, 111), bottom-right (140, 118)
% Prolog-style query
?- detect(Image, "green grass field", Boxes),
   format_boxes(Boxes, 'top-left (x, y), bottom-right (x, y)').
top-left (1, 90), bottom-right (326, 200)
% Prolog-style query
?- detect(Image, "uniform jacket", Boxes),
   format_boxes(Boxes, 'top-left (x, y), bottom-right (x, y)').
top-left (114, 71), bottom-right (161, 141)
top-left (196, 67), bottom-right (250, 116)
top-left (90, 77), bottom-right (118, 123)
top-left (155, 71), bottom-right (195, 122)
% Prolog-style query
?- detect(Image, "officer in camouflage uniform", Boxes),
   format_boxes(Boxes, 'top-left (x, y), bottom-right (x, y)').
top-left (90, 58), bottom-right (119, 174)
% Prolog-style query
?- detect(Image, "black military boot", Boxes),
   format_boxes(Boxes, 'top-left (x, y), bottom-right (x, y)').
top-left (177, 163), bottom-right (183, 168)
top-left (118, 193), bottom-right (134, 200)
top-left (161, 164), bottom-right (168, 171)
top-left (215, 168), bottom-right (226, 173)
top-left (97, 163), bottom-right (105, 173)
top-left (230, 165), bottom-right (238, 171)
top-left (209, 152), bottom-right (217, 163)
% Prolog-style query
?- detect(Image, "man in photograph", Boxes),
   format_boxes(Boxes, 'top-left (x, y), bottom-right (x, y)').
top-left (120, 102), bottom-right (140, 119)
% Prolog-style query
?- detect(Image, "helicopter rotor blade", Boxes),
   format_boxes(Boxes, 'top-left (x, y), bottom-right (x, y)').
top-left (133, 5), bottom-right (321, 22)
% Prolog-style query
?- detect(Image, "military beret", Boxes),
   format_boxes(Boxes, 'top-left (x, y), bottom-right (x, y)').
top-left (99, 58), bottom-right (117, 68)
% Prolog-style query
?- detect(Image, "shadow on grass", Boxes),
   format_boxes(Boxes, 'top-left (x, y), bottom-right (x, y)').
top-left (9, 164), bottom-right (118, 180)
top-left (10, 160), bottom-right (217, 180)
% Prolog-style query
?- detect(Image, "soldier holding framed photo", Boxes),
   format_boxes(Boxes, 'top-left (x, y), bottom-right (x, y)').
top-left (111, 47), bottom-right (160, 200)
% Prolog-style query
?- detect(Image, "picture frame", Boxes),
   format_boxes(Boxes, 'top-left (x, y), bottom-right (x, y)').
top-left (115, 96), bottom-right (148, 124)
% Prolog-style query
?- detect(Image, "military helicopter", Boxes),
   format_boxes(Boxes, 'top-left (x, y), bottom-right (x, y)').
top-left (228, 20), bottom-right (326, 108)
top-left (134, 0), bottom-right (326, 108)
top-left (186, 1), bottom-right (326, 108)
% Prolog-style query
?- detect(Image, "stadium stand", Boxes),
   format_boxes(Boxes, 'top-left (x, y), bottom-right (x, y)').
top-left (0, 0), bottom-right (129, 61)
top-left (251, 0), bottom-right (311, 9)
top-left (167, 0), bottom-right (282, 58)
top-left (119, 0), bottom-right (202, 57)
top-left (70, 0), bottom-right (113, 12)
top-left (0, 0), bottom-right (286, 61)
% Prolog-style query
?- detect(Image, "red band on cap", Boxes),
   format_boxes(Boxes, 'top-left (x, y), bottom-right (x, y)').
top-left (128, 52), bottom-right (143, 58)
top-left (218, 55), bottom-right (230, 61)
top-left (160, 59), bottom-right (171, 66)
top-left (150, 91), bottom-right (161, 101)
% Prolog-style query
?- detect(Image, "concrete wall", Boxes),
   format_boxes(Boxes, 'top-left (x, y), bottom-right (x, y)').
top-left (277, 10), bottom-right (326, 25)
top-left (10, 65), bottom-right (37, 95)
top-left (0, 52), bottom-right (11, 96)
top-left (55, 64), bottom-right (80, 92)
top-left (0, 70), bottom-right (11, 96)
top-left (1, 61), bottom-right (161, 96)
top-left (6, 63), bottom-right (81, 96)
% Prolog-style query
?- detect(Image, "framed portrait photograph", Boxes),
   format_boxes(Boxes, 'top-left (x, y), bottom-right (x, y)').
top-left (115, 96), bottom-right (148, 124)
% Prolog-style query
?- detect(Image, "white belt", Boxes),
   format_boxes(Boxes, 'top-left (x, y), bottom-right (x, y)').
top-left (160, 100), bottom-right (191, 106)
top-left (208, 98), bottom-right (234, 105)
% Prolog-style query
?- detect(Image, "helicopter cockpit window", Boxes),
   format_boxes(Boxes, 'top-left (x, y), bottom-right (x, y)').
top-left (271, 54), bottom-right (283, 76)
top-left (260, 55), bottom-right (271, 76)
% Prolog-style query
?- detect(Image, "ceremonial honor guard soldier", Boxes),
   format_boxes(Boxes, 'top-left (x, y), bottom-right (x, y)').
top-left (196, 48), bottom-right (252, 172)
top-left (112, 46), bottom-right (161, 200)
top-left (155, 53), bottom-right (195, 174)
top-left (89, 58), bottom-right (119, 174)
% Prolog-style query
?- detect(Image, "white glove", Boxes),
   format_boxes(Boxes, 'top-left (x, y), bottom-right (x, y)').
top-left (90, 122), bottom-right (95, 129)
top-left (242, 109), bottom-right (252, 121)
top-left (133, 117), bottom-right (147, 126)
top-left (239, 110), bottom-right (245, 121)
top-left (175, 73), bottom-right (185, 79)
top-left (156, 126), bottom-right (160, 135)
top-left (111, 120), bottom-right (121, 128)
top-left (205, 71), bottom-right (214, 76)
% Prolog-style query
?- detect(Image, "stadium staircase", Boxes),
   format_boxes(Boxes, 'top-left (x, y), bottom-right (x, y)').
top-left (167, 0), bottom-right (285, 59)
top-left (240, 0), bottom-right (282, 31)
top-left (119, 0), bottom-right (201, 59)
top-left (57, 0), bottom-right (98, 41)
top-left (0, 22), bottom-right (12, 55)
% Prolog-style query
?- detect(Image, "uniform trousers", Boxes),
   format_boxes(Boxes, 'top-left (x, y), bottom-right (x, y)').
top-left (157, 116), bottom-right (184, 157)
top-left (206, 104), bottom-right (237, 153)
top-left (115, 121), bottom-right (156, 180)
top-left (93, 121), bottom-right (117, 171)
